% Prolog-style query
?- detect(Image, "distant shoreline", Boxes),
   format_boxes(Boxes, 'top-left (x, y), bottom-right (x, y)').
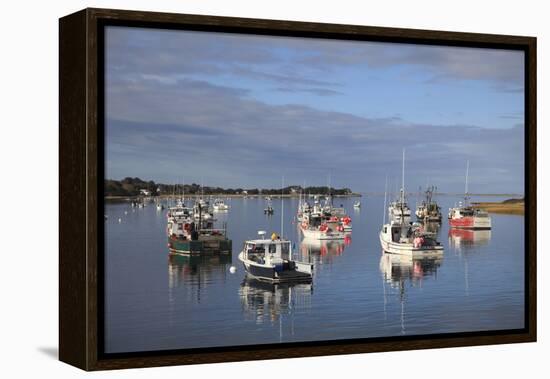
top-left (105, 193), bottom-right (363, 202)
top-left (472, 198), bottom-right (525, 215)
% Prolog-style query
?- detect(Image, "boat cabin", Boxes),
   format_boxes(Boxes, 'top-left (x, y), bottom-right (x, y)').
top-left (243, 238), bottom-right (292, 265)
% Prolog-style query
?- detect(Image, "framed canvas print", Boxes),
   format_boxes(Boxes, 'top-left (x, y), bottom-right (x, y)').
top-left (59, 8), bottom-right (536, 370)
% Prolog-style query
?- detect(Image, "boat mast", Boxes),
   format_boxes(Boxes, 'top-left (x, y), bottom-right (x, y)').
top-left (401, 149), bottom-right (405, 205)
top-left (281, 176), bottom-right (284, 238)
top-left (383, 176), bottom-right (388, 225)
top-left (400, 149), bottom-right (406, 224)
top-left (328, 173), bottom-right (332, 206)
top-left (465, 160), bottom-right (470, 205)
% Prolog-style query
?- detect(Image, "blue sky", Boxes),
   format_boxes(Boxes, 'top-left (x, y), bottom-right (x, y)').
top-left (105, 26), bottom-right (525, 194)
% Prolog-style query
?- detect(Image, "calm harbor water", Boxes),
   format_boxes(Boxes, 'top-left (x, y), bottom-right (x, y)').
top-left (104, 195), bottom-right (525, 353)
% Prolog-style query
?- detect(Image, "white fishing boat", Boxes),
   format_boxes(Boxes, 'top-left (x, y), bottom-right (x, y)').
top-left (299, 212), bottom-right (345, 240)
top-left (212, 199), bottom-right (229, 211)
top-left (379, 150), bottom-right (444, 257)
top-left (380, 221), bottom-right (443, 256)
top-left (238, 231), bottom-right (313, 282)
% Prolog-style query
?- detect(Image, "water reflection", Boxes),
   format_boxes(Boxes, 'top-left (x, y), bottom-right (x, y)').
top-left (421, 221), bottom-right (441, 234)
top-left (168, 253), bottom-right (232, 289)
top-left (299, 236), bottom-right (351, 265)
top-left (379, 253), bottom-right (443, 288)
top-left (239, 277), bottom-right (313, 324)
top-left (448, 229), bottom-right (492, 295)
top-left (448, 229), bottom-right (492, 251)
top-left (380, 252), bottom-right (443, 335)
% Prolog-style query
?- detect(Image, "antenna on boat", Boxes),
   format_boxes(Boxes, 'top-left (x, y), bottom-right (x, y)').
top-left (281, 176), bottom-right (285, 238)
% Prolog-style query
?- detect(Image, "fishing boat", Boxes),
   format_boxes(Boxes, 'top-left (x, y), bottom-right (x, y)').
top-left (448, 161), bottom-right (492, 230)
top-left (166, 204), bottom-right (231, 255)
top-left (238, 231), bottom-right (313, 282)
top-left (415, 185), bottom-right (442, 222)
top-left (318, 193), bottom-right (353, 232)
top-left (212, 198), bottom-right (229, 211)
top-left (299, 211), bottom-right (345, 240)
top-left (380, 221), bottom-right (443, 256)
top-left (379, 150), bottom-right (444, 257)
top-left (449, 205), bottom-right (491, 229)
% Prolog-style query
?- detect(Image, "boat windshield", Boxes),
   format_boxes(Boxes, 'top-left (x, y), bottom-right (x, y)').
top-left (245, 243), bottom-right (266, 262)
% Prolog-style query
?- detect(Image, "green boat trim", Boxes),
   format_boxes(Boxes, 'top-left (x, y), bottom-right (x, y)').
top-left (168, 235), bottom-right (232, 255)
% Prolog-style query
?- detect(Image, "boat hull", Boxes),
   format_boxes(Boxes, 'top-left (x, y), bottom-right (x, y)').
top-left (300, 225), bottom-right (345, 240)
top-left (449, 216), bottom-right (491, 230)
top-left (238, 253), bottom-right (313, 283)
top-left (379, 232), bottom-right (443, 257)
top-left (168, 236), bottom-right (232, 255)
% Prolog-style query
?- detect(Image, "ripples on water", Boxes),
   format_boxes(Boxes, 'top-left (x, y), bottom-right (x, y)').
top-left (104, 196), bottom-right (524, 353)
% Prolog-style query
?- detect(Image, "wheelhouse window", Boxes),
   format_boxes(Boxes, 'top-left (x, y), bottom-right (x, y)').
top-left (281, 242), bottom-right (290, 260)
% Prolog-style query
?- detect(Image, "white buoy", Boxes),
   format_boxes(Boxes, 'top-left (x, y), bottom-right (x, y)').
top-left (229, 266), bottom-right (236, 274)
top-left (124, 211), bottom-right (128, 215)
top-left (118, 218), bottom-right (122, 223)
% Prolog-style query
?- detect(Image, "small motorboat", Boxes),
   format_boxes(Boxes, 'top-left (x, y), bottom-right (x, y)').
top-left (238, 231), bottom-right (313, 283)
top-left (213, 199), bottom-right (229, 211)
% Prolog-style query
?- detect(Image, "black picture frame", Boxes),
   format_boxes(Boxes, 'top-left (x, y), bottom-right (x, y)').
top-left (59, 7), bottom-right (537, 371)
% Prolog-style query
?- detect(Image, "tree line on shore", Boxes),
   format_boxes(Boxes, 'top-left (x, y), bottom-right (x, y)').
top-left (105, 177), bottom-right (354, 197)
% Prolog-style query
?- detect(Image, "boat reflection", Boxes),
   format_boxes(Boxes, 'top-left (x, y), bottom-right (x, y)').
top-left (448, 229), bottom-right (491, 295)
top-left (239, 277), bottom-right (313, 324)
top-left (168, 253), bottom-right (232, 289)
top-left (448, 228), bottom-right (492, 250)
top-left (379, 253), bottom-right (443, 288)
top-left (299, 236), bottom-right (351, 263)
top-left (421, 221), bottom-right (441, 235)
top-left (380, 252), bottom-right (443, 335)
